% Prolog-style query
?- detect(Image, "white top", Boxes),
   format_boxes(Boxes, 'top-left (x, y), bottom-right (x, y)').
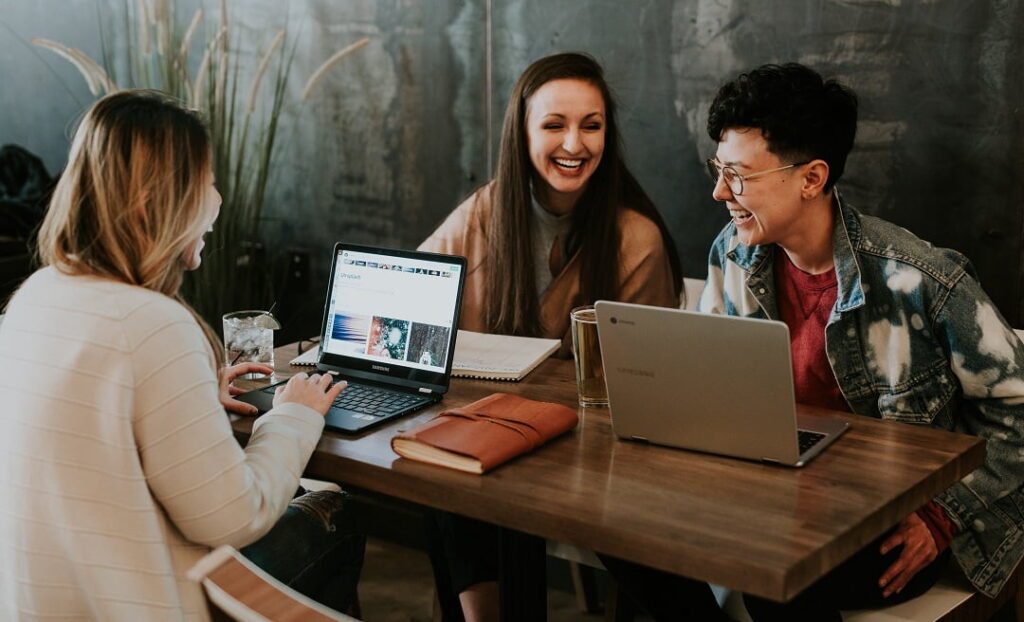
top-left (0, 267), bottom-right (324, 621)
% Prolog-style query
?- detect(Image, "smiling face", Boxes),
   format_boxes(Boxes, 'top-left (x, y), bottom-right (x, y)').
top-left (182, 166), bottom-right (222, 270)
top-left (712, 127), bottom-right (809, 249)
top-left (525, 78), bottom-right (606, 214)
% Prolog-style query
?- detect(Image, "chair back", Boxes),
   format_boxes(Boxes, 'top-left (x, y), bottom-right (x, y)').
top-left (188, 546), bottom-right (358, 621)
top-left (681, 278), bottom-right (705, 311)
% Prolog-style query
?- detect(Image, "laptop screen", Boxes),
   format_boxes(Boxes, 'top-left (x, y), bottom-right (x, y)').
top-left (317, 244), bottom-right (466, 392)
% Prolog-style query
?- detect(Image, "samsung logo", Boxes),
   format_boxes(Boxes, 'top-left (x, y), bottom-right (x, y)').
top-left (617, 367), bottom-right (654, 378)
top-left (371, 364), bottom-right (390, 373)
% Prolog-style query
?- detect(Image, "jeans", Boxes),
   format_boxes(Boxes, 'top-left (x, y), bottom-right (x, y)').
top-left (240, 489), bottom-right (365, 614)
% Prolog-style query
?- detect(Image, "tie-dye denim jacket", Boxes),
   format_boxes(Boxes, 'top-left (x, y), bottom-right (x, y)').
top-left (698, 195), bottom-right (1024, 597)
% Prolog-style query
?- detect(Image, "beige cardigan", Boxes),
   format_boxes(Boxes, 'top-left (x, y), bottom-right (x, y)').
top-left (419, 183), bottom-right (679, 354)
top-left (0, 268), bottom-right (324, 621)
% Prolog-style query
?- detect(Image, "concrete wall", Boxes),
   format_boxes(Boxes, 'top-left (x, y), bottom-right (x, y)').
top-left (3, 0), bottom-right (1023, 331)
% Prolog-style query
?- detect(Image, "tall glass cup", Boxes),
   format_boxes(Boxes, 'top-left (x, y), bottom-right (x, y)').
top-left (223, 310), bottom-right (276, 378)
top-left (570, 305), bottom-right (608, 407)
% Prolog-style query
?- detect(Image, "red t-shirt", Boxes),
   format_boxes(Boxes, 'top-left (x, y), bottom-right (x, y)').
top-left (773, 247), bottom-right (846, 412)
top-left (773, 247), bottom-right (955, 552)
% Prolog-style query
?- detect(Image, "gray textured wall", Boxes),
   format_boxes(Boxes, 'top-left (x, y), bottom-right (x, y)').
top-left (3, 0), bottom-right (1023, 332)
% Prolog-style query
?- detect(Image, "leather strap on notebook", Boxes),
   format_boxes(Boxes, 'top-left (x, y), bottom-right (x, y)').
top-left (436, 410), bottom-right (545, 449)
top-left (391, 393), bottom-right (579, 473)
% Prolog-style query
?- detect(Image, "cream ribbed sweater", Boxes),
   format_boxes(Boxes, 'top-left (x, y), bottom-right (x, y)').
top-left (0, 267), bottom-right (325, 621)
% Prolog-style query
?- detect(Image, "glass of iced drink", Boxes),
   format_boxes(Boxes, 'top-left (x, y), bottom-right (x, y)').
top-left (222, 310), bottom-right (279, 378)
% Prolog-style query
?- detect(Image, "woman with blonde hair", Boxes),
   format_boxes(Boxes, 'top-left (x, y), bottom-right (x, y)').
top-left (0, 90), bottom-right (362, 620)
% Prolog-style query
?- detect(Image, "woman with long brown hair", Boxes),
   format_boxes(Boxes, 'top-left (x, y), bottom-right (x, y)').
top-left (420, 52), bottom-right (681, 353)
top-left (420, 52), bottom-right (682, 621)
top-left (0, 90), bottom-right (362, 620)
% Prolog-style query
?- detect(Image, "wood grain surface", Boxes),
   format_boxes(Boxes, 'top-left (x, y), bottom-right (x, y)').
top-left (231, 342), bottom-right (985, 601)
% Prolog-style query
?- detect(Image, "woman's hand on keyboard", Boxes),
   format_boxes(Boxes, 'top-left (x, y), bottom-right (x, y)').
top-left (273, 372), bottom-right (348, 415)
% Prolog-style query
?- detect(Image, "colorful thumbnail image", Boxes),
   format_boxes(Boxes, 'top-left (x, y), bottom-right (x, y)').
top-left (330, 313), bottom-right (370, 355)
top-left (406, 323), bottom-right (451, 368)
top-left (366, 316), bottom-right (410, 360)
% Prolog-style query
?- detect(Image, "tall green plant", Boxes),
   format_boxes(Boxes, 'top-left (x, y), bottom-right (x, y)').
top-left (34, 0), bottom-right (368, 327)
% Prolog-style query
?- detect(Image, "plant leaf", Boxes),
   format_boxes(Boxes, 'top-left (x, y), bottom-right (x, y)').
top-left (31, 38), bottom-right (111, 95)
top-left (192, 26), bottom-right (225, 109)
top-left (245, 30), bottom-right (284, 115)
top-left (179, 8), bottom-right (202, 60)
top-left (137, 0), bottom-right (151, 55)
top-left (301, 37), bottom-right (369, 101)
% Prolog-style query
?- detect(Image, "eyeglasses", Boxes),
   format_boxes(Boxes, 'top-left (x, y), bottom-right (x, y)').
top-left (705, 158), bottom-right (809, 196)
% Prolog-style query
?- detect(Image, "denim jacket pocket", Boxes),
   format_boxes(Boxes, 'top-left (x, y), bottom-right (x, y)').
top-left (876, 362), bottom-right (959, 426)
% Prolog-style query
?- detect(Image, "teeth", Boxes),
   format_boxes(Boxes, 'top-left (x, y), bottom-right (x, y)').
top-left (554, 158), bottom-right (583, 169)
top-left (729, 209), bottom-right (752, 222)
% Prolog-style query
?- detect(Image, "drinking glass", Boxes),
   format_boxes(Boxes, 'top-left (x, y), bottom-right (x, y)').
top-left (223, 310), bottom-right (277, 378)
top-left (570, 305), bottom-right (608, 407)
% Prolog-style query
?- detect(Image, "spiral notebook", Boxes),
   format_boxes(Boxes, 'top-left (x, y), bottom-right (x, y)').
top-left (291, 330), bottom-right (559, 382)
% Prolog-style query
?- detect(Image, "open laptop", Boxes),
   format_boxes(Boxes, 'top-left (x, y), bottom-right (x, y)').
top-left (594, 301), bottom-right (848, 467)
top-left (237, 243), bottom-right (466, 433)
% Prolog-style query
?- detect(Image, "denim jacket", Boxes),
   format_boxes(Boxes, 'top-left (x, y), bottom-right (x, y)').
top-left (698, 194), bottom-right (1024, 597)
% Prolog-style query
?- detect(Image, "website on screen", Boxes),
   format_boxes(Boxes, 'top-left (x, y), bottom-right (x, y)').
top-left (322, 250), bottom-right (461, 372)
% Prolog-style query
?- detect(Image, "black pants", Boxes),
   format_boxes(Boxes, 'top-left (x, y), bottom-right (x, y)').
top-left (424, 510), bottom-right (499, 622)
top-left (600, 532), bottom-right (950, 622)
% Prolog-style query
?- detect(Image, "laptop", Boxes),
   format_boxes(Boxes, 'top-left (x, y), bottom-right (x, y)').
top-left (594, 301), bottom-right (848, 467)
top-left (237, 243), bottom-right (467, 433)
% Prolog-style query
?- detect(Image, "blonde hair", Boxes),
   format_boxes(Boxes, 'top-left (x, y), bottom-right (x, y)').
top-left (38, 89), bottom-right (224, 367)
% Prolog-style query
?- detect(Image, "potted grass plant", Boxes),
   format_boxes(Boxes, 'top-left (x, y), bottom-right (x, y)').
top-left (33, 0), bottom-right (368, 327)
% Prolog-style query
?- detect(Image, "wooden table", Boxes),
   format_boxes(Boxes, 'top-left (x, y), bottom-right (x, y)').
top-left (232, 342), bottom-right (984, 613)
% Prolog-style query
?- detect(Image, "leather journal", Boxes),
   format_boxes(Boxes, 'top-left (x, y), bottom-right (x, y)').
top-left (390, 393), bottom-right (579, 474)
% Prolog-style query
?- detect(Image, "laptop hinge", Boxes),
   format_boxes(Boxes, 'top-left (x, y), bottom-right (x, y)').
top-left (418, 387), bottom-right (433, 394)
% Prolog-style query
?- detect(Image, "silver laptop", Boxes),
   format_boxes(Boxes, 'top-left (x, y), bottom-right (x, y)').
top-left (594, 301), bottom-right (848, 467)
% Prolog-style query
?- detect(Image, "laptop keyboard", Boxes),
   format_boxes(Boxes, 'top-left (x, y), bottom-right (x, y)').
top-left (331, 382), bottom-right (430, 418)
top-left (261, 379), bottom-right (430, 419)
top-left (797, 429), bottom-right (827, 454)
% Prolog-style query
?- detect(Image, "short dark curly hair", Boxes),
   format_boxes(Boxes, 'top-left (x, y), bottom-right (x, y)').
top-left (707, 63), bottom-right (858, 191)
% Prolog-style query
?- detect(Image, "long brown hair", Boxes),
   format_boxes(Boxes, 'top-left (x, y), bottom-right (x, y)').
top-left (37, 89), bottom-right (224, 367)
top-left (485, 52), bottom-right (682, 336)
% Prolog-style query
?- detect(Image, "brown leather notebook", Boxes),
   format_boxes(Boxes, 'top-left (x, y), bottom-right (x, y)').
top-left (391, 393), bottom-right (579, 474)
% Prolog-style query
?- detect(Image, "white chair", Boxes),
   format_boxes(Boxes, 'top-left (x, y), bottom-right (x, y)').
top-left (546, 540), bottom-right (606, 613)
top-left (716, 558), bottom-right (1024, 622)
top-left (188, 545), bottom-right (359, 621)
top-left (300, 478), bottom-right (341, 494)
top-left (681, 278), bottom-right (705, 311)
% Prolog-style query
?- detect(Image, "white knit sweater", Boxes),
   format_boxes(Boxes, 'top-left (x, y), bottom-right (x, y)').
top-left (0, 267), bottom-right (325, 621)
